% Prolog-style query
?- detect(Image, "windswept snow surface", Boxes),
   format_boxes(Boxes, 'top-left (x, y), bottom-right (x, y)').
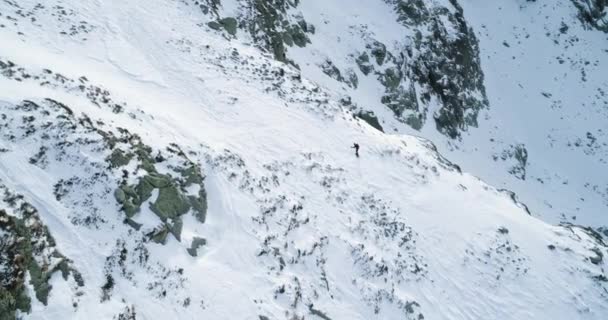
top-left (283, 0), bottom-right (608, 228)
top-left (0, 0), bottom-right (607, 319)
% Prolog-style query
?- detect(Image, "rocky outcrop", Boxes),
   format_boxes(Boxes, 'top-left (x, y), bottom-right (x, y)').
top-left (0, 187), bottom-right (83, 318)
top-left (242, 0), bottom-right (314, 62)
top-left (493, 144), bottom-right (529, 180)
top-left (208, 17), bottom-right (238, 35)
top-left (186, 0), bottom-right (487, 138)
top-left (110, 134), bottom-right (208, 243)
top-left (571, 0), bottom-right (608, 32)
top-left (385, 0), bottom-right (489, 138)
top-left (0, 71), bottom-right (209, 268)
top-left (356, 110), bottom-right (384, 132)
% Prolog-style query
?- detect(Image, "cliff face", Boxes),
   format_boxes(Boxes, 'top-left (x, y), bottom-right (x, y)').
top-left (214, 0), bottom-right (489, 138)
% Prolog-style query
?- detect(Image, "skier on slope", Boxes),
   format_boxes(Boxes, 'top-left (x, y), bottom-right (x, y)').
top-left (352, 143), bottom-right (360, 157)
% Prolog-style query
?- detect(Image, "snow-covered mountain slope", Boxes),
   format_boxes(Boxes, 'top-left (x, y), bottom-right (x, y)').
top-left (450, 0), bottom-right (608, 228)
top-left (208, 0), bottom-right (608, 229)
top-left (0, 0), bottom-right (607, 319)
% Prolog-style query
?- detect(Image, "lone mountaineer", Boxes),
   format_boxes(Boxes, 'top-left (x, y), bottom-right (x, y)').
top-left (352, 143), bottom-right (360, 157)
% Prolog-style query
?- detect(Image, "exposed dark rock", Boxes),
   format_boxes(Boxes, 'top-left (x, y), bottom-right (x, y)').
top-left (150, 225), bottom-right (170, 244)
top-left (379, 67), bottom-right (402, 89)
top-left (108, 149), bottom-right (133, 168)
top-left (385, 0), bottom-right (488, 138)
top-left (571, 0), bottom-right (608, 32)
top-left (207, 21), bottom-right (221, 30)
top-left (345, 68), bottom-right (359, 89)
top-left (244, 0), bottom-right (312, 62)
top-left (381, 82), bottom-right (421, 129)
top-left (108, 131), bottom-right (208, 243)
top-left (589, 247), bottom-right (604, 264)
top-left (219, 17), bottom-right (238, 35)
top-left (186, 0), bottom-right (221, 17)
top-left (370, 41), bottom-right (387, 65)
top-left (187, 237), bottom-right (207, 257)
top-left (497, 189), bottom-right (532, 215)
top-left (0, 187), bottom-right (81, 317)
top-left (320, 59), bottom-right (344, 82)
top-left (101, 274), bottom-right (114, 302)
top-left (355, 52), bottom-right (374, 75)
top-left (356, 111), bottom-right (384, 132)
top-left (309, 304), bottom-right (332, 320)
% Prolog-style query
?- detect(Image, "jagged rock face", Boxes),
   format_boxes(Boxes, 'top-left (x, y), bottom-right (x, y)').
top-left (244, 0), bottom-right (487, 138)
top-left (395, 0), bottom-right (488, 138)
top-left (193, 0), bottom-right (487, 138)
top-left (239, 0), bottom-right (313, 62)
top-left (571, 0), bottom-right (608, 32)
top-left (356, 111), bottom-right (384, 133)
top-left (373, 0), bottom-right (488, 138)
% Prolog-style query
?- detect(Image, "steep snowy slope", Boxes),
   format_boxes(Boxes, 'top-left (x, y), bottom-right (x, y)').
top-left (0, 1), bottom-right (607, 320)
top-left (208, 0), bottom-right (608, 229)
top-left (453, 0), bottom-right (608, 228)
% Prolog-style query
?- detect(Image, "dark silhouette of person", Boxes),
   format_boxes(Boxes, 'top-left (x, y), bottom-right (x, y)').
top-left (352, 143), bottom-right (360, 157)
